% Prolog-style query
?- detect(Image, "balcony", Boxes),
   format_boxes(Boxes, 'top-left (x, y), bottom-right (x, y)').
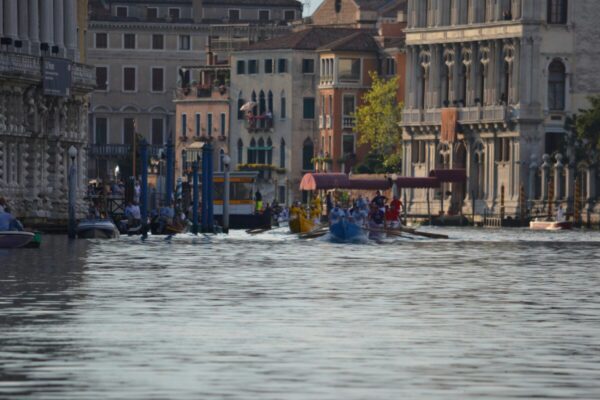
top-left (0, 52), bottom-right (95, 90)
top-left (402, 105), bottom-right (508, 127)
top-left (342, 116), bottom-right (355, 129)
top-left (457, 105), bottom-right (507, 124)
top-left (245, 115), bottom-right (273, 133)
top-left (319, 115), bottom-right (324, 129)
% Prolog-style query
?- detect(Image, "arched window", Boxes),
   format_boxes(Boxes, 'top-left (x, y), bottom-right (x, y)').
top-left (280, 90), bottom-right (286, 119)
top-left (251, 91), bottom-right (257, 115)
top-left (267, 90), bottom-right (273, 113)
top-left (548, 0), bottom-right (568, 24)
top-left (248, 138), bottom-right (256, 163)
top-left (548, 59), bottom-right (566, 111)
top-left (258, 90), bottom-right (266, 129)
top-left (257, 137), bottom-right (266, 164)
top-left (266, 138), bottom-right (273, 165)
top-left (280, 138), bottom-right (286, 169)
top-left (237, 139), bottom-right (243, 164)
top-left (302, 138), bottom-right (314, 171)
top-left (237, 91), bottom-right (245, 120)
top-left (258, 90), bottom-right (266, 115)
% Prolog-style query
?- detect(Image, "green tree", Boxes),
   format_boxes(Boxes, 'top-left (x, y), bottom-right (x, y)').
top-left (355, 71), bottom-right (403, 171)
top-left (571, 95), bottom-right (600, 163)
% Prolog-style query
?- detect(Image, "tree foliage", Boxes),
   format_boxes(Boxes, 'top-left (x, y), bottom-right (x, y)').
top-left (571, 95), bottom-right (600, 163)
top-left (355, 71), bottom-right (403, 171)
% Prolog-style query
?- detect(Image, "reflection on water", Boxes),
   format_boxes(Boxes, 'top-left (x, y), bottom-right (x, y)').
top-left (1, 229), bottom-right (600, 399)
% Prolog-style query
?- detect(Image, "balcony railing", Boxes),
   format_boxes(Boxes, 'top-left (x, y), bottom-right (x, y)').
top-left (326, 115), bottom-right (331, 129)
top-left (245, 115), bottom-right (273, 132)
top-left (89, 144), bottom-right (163, 158)
top-left (342, 116), bottom-right (355, 129)
top-left (403, 105), bottom-right (508, 126)
top-left (319, 115), bottom-right (324, 129)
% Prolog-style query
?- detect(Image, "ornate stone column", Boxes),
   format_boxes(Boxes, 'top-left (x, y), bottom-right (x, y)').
top-left (540, 153), bottom-right (550, 200)
top-left (528, 154), bottom-right (537, 203)
top-left (53, 0), bottom-right (64, 51)
top-left (28, 0), bottom-right (39, 50)
top-left (64, 0), bottom-right (77, 56)
top-left (0, 0), bottom-right (4, 37)
top-left (17, 0), bottom-right (28, 46)
top-left (586, 165), bottom-right (596, 202)
top-left (4, 0), bottom-right (17, 39)
top-left (40, 0), bottom-right (53, 45)
top-left (554, 153), bottom-right (564, 201)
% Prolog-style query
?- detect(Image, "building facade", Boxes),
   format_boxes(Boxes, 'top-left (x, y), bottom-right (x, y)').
top-left (174, 49), bottom-right (230, 179)
top-left (316, 32), bottom-right (380, 173)
top-left (401, 0), bottom-right (600, 219)
top-left (316, 30), bottom-right (406, 173)
top-left (0, 0), bottom-right (95, 222)
top-left (87, 0), bottom-right (302, 182)
top-left (230, 27), bottom-right (363, 204)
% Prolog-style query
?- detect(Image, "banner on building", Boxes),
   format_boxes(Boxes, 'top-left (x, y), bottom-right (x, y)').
top-left (441, 108), bottom-right (458, 143)
top-left (42, 57), bottom-right (72, 97)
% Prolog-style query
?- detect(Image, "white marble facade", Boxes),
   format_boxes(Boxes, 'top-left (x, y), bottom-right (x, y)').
top-left (0, 0), bottom-right (95, 222)
top-left (401, 0), bottom-right (600, 219)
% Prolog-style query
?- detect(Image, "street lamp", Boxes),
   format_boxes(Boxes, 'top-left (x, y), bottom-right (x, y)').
top-left (222, 154), bottom-right (231, 233)
top-left (68, 146), bottom-right (78, 239)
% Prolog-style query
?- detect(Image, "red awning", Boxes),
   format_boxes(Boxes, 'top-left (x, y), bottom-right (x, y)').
top-left (348, 179), bottom-right (390, 190)
top-left (429, 169), bottom-right (467, 183)
top-left (394, 177), bottom-right (440, 189)
top-left (300, 173), bottom-right (350, 191)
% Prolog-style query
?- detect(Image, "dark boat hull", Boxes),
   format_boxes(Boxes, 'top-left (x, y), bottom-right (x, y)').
top-left (0, 231), bottom-right (35, 248)
top-left (214, 213), bottom-right (271, 230)
top-left (329, 220), bottom-right (365, 243)
top-left (76, 220), bottom-right (120, 239)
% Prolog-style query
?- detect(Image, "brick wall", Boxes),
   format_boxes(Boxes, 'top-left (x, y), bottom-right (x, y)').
top-left (312, 0), bottom-right (360, 26)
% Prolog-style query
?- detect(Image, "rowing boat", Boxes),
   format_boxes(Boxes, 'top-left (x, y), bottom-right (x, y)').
top-left (289, 214), bottom-right (314, 234)
top-left (329, 219), bottom-right (366, 243)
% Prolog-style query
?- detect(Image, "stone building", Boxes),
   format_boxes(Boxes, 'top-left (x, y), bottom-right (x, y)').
top-left (0, 0), bottom-right (95, 222)
top-left (316, 29), bottom-right (406, 173)
top-left (401, 0), bottom-right (600, 220)
top-left (311, 0), bottom-right (407, 28)
top-left (173, 47), bottom-right (230, 179)
top-left (230, 27), bottom-right (362, 204)
top-left (87, 0), bottom-right (302, 182)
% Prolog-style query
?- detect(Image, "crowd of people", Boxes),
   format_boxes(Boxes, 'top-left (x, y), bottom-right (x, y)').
top-left (329, 190), bottom-right (404, 230)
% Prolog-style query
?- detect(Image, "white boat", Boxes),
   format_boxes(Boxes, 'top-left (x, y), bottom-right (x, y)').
top-left (529, 219), bottom-right (573, 231)
top-left (76, 219), bottom-right (120, 239)
top-left (0, 231), bottom-right (35, 248)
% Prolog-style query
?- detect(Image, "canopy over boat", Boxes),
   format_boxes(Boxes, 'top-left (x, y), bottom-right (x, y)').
top-left (300, 170), bottom-right (466, 191)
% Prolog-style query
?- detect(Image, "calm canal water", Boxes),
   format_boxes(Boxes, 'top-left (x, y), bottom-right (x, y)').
top-left (1, 228), bottom-right (600, 399)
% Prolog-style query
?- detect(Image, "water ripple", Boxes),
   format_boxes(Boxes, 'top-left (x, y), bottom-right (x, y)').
top-left (1, 228), bottom-right (600, 399)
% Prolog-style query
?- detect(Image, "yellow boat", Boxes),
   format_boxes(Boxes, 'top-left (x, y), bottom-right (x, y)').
top-left (289, 214), bottom-right (314, 234)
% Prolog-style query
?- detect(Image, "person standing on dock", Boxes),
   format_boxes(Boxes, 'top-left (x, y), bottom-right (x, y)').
top-left (255, 190), bottom-right (263, 212)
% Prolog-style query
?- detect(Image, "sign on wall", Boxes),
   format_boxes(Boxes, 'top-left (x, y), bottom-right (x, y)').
top-left (42, 58), bottom-right (72, 97)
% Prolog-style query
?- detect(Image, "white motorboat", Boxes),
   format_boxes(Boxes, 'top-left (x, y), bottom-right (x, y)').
top-left (529, 219), bottom-right (573, 231)
top-left (0, 231), bottom-right (35, 248)
top-left (76, 219), bottom-right (120, 239)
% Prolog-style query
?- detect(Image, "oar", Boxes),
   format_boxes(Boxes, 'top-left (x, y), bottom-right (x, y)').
top-left (246, 228), bottom-right (270, 235)
top-left (298, 224), bottom-right (329, 239)
top-left (395, 226), bottom-right (449, 239)
top-left (365, 226), bottom-right (449, 240)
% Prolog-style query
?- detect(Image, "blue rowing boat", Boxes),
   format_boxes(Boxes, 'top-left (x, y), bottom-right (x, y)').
top-left (329, 219), bottom-right (366, 243)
